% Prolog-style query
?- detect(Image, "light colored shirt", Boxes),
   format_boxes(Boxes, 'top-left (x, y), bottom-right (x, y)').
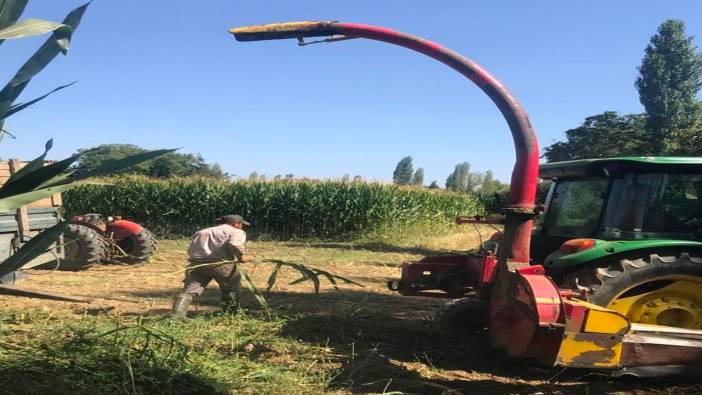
top-left (187, 224), bottom-right (246, 262)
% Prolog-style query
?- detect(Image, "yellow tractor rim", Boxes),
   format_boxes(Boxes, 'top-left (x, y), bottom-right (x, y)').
top-left (607, 276), bottom-right (702, 329)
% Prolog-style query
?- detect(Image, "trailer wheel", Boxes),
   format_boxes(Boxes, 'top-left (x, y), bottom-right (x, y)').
top-left (61, 224), bottom-right (107, 271)
top-left (435, 298), bottom-right (489, 341)
top-left (116, 227), bottom-right (157, 263)
top-left (567, 253), bottom-right (702, 330)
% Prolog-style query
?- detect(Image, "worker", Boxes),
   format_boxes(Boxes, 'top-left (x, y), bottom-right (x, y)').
top-left (171, 214), bottom-right (254, 318)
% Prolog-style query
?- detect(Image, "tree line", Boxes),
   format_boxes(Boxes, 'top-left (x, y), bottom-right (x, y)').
top-left (73, 144), bottom-right (226, 178)
top-left (544, 19), bottom-right (702, 161)
top-left (391, 156), bottom-right (509, 196)
top-left (393, 19), bottom-right (701, 202)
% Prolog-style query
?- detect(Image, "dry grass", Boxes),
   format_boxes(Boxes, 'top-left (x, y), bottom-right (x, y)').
top-left (0, 226), bottom-right (699, 394)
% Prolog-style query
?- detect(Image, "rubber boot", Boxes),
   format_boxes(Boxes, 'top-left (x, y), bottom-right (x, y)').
top-left (171, 293), bottom-right (194, 319)
top-left (221, 291), bottom-right (240, 315)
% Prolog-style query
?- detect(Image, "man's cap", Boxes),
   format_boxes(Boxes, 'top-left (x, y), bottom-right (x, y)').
top-left (217, 214), bottom-right (250, 225)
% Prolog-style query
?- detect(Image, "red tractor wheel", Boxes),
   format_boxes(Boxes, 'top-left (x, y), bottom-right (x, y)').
top-left (61, 224), bottom-right (108, 271)
top-left (116, 227), bottom-right (157, 263)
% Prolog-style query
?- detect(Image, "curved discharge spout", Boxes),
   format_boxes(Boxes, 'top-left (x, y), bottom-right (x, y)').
top-left (231, 21), bottom-right (540, 266)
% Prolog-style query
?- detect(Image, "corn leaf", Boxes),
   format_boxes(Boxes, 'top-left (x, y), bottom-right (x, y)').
top-left (261, 259), bottom-right (319, 295)
top-left (237, 265), bottom-right (270, 318)
top-left (312, 269), bottom-right (338, 290)
top-left (260, 258), bottom-right (363, 295)
top-left (0, 2), bottom-right (89, 118)
top-left (0, 18), bottom-right (68, 40)
top-left (288, 267), bottom-right (320, 295)
top-left (1, 81), bottom-right (75, 120)
top-left (0, 0), bottom-right (29, 46)
top-left (0, 183), bottom-right (75, 212)
top-left (64, 149), bottom-right (177, 182)
top-left (0, 221), bottom-right (66, 277)
top-left (266, 262), bottom-right (283, 293)
top-left (3, 138), bottom-right (52, 185)
top-left (0, 153), bottom-right (78, 199)
top-left (313, 267), bottom-right (364, 287)
top-left (0, 147), bottom-right (174, 207)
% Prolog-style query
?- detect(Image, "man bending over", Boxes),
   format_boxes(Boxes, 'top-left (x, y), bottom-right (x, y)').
top-left (171, 214), bottom-right (254, 318)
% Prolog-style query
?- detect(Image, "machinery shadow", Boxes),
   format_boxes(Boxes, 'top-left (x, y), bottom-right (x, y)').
top-left (260, 289), bottom-right (697, 395)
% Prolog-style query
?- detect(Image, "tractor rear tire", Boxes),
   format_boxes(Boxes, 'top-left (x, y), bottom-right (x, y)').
top-left (61, 224), bottom-right (108, 271)
top-left (436, 298), bottom-right (489, 341)
top-left (568, 253), bottom-right (702, 329)
top-left (116, 227), bottom-right (157, 263)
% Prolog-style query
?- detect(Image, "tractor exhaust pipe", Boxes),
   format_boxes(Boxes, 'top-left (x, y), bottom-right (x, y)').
top-left (231, 21), bottom-right (540, 268)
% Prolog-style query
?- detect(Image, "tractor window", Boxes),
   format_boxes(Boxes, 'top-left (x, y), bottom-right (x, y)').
top-left (545, 179), bottom-right (608, 237)
top-left (602, 173), bottom-right (702, 239)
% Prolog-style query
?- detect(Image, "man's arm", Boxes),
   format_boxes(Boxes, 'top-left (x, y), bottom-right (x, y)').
top-left (226, 229), bottom-right (254, 262)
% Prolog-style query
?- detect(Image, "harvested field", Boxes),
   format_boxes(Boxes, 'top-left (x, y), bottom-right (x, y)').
top-left (0, 230), bottom-right (699, 394)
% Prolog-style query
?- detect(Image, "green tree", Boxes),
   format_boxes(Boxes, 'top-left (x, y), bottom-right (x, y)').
top-left (74, 144), bottom-right (226, 178)
top-left (466, 172), bottom-right (484, 192)
top-left (428, 180), bottom-right (439, 189)
top-left (636, 19), bottom-right (702, 154)
top-left (479, 170), bottom-right (508, 195)
top-left (249, 171), bottom-right (258, 180)
top-left (543, 112), bottom-right (649, 162)
top-left (392, 156), bottom-right (414, 185)
top-left (412, 167), bottom-right (424, 186)
top-left (445, 162), bottom-right (471, 192)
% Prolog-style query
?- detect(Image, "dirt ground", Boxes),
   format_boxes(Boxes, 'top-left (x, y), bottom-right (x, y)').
top-left (1, 237), bottom-right (701, 395)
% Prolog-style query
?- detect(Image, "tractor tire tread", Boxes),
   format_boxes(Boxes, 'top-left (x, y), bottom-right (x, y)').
top-left (117, 227), bottom-right (157, 264)
top-left (570, 252), bottom-right (702, 308)
top-left (61, 224), bottom-right (108, 271)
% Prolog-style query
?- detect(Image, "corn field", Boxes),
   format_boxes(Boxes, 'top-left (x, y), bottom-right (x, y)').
top-left (63, 176), bottom-right (484, 239)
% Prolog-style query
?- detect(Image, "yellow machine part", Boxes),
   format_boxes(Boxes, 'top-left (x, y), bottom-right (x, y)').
top-left (607, 276), bottom-right (702, 330)
top-left (556, 333), bottom-right (622, 367)
top-left (555, 299), bottom-right (630, 368)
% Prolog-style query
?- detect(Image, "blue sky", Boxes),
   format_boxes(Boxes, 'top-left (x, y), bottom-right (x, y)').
top-left (1, 1), bottom-right (701, 184)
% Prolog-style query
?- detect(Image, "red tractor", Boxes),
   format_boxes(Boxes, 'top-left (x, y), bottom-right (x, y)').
top-left (62, 213), bottom-right (157, 270)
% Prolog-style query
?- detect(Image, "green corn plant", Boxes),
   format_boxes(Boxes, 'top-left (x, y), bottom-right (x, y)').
top-left (64, 177), bottom-right (484, 239)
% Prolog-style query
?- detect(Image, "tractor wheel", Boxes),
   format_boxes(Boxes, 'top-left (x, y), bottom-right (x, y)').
top-left (61, 224), bottom-right (108, 271)
top-left (116, 227), bottom-right (157, 263)
top-left (435, 298), bottom-right (489, 340)
top-left (567, 253), bottom-right (702, 330)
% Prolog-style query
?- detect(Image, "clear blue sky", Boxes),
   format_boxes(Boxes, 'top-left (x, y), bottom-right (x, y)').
top-left (2, 1), bottom-right (701, 184)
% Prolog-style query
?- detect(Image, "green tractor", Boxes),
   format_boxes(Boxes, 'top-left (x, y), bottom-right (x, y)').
top-left (393, 156), bottom-right (702, 331)
top-left (534, 157), bottom-right (702, 329)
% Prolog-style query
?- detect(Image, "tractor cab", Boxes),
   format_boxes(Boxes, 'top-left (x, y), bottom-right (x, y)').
top-left (532, 157), bottom-right (702, 264)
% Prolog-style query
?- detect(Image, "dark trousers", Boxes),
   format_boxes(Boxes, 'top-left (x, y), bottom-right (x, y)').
top-left (182, 262), bottom-right (241, 299)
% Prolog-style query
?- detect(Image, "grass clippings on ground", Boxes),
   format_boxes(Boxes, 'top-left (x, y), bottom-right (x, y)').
top-left (0, 228), bottom-right (699, 394)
